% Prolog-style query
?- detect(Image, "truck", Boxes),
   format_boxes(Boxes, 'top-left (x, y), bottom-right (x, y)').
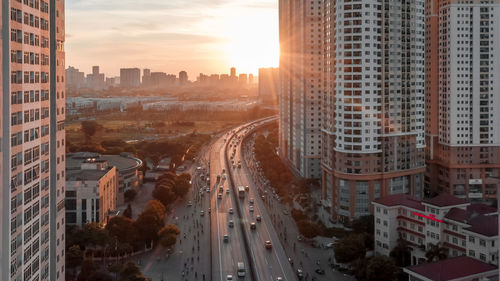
top-left (238, 186), bottom-right (245, 198)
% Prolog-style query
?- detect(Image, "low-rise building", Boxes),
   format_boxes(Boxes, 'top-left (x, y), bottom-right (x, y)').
top-left (373, 193), bottom-right (498, 266)
top-left (66, 158), bottom-right (117, 226)
top-left (403, 256), bottom-right (498, 281)
top-left (67, 152), bottom-right (143, 206)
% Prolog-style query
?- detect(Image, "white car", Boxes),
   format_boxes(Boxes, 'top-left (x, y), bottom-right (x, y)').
top-left (249, 206), bottom-right (254, 212)
top-left (249, 198), bottom-right (254, 204)
top-left (226, 275), bottom-right (233, 281)
top-left (229, 208), bottom-right (234, 214)
top-left (200, 211), bottom-right (205, 216)
top-left (226, 189), bottom-right (230, 194)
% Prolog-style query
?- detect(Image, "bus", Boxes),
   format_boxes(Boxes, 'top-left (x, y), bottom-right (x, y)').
top-left (238, 186), bottom-right (245, 198)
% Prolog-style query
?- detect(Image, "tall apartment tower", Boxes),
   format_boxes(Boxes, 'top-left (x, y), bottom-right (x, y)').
top-left (1, 0), bottom-right (66, 280)
top-left (425, 0), bottom-right (500, 200)
top-left (321, 0), bottom-right (426, 221)
top-left (279, 0), bottom-right (323, 178)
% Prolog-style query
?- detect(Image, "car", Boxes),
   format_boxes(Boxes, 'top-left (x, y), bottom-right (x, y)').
top-left (232, 164), bottom-right (236, 169)
top-left (325, 242), bottom-right (334, 248)
top-left (297, 235), bottom-right (304, 241)
top-left (223, 234), bottom-right (229, 242)
top-left (296, 269), bottom-right (304, 280)
top-left (222, 168), bottom-right (226, 174)
top-left (218, 193), bottom-right (222, 199)
top-left (219, 186), bottom-right (223, 192)
top-left (187, 201), bottom-right (192, 206)
top-left (200, 211), bottom-right (205, 216)
top-left (249, 206), bottom-right (254, 212)
top-left (256, 215), bottom-right (261, 222)
top-left (265, 241), bottom-right (272, 249)
top-left (208, 208), bottom-right (211, 214)
top-left (226, 189), bottom-right (230, 194)
top-left (229, 208), bottom-right (234, 214)
top-left (250, 222), bottom-right (256, 230)
top-left (245, 186), bottom-right (249, 191)
top-left (249, 198), bottom-right (254, 204)
top-left (237, 164), bottom-right (241, 168)
top-left (206, 188), bottom-right (210, 193)
top-left (276, 278), bottom-right (283, 281)
top-left (315, 268), bottom-right (325, 275)
top-left (226, 275), bottom-right (233, 281)
top-left (288, 257), bottom-right (293, 265)
top-left (228, 220), bottom-right (234, 228)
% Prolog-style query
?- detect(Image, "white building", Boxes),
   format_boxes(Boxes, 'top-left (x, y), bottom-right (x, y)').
top-left (65, 160), bottom-right (117, 226)
top-left (373, 193), bottom-right (498, 266)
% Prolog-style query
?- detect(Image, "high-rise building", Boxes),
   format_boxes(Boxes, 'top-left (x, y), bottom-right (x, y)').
top-left (320, 0), bottom-right (426, 221)
top-left (425, 0), bottom-right (500, 200)
top-left (238, 73), bottom-right (248, 85)
top-left (86, 65), bottom-right (105, 90)
top-left (230, 67), bottom-right (236, 78)
top-left (179, 71), bottom-right (188, 85)
top-left (258, 67), bottom-right (279, 105)
top-left (1, 0), bottom-right (66, 280)
top-left (66, 66), bottom-right (85, 90)
top-left (279, 0), bottom-right (324, 178)
top-left (120, 68), bottom-right (141, 87)
top-left (142, 68), bottom-right (151, 87)
top-left (249, 74), bottom-right (254, 85)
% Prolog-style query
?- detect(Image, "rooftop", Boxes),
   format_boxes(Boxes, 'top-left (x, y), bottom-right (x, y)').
top-left (67, 152), bottom-right (142, 172)
top-left (372, 194), bottom-right (424, 211)
top-left (66, 169), bottom-right (111, 181)
top-left (423, 193), bottom-right (469, 208)
top-left (404, 256), bottom-right (497, 281)
top-left (464, 214), bottom-right (499, 237)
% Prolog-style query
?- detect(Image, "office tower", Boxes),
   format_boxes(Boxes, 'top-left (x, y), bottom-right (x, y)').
top-left (119, 68), bottom-right (141, 87)
top-left (319, 0), bottom-right (426, 221)
top-left (425, 0), bottom-right (500, 200)
top-left (249, 74), bottom-right (254, 85)
top-left (142, 68), bottom-right (151, 86)
top-left (258, 67), bottom-right (279, 105)
top-left (178, 71), bottom-right (188, 85)
top-left (279, 0), bottom-right (323, 178)
top-left (1, 0), bottom-right (66, 280)
top-left (230, 67), bottom-right (236, 78)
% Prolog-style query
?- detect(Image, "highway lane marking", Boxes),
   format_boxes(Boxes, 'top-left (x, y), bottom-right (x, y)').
top-left (236, 140), bottom-right (292, 281)
top-left (213, 145), bottom-right (224, 281)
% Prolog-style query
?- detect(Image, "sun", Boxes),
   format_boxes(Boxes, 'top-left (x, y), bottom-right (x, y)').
top-left (221, 8), bottom-right (279, 75)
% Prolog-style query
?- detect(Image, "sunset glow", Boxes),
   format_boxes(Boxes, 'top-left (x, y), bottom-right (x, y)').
top-left (66, 0), bottom-right (279, 76)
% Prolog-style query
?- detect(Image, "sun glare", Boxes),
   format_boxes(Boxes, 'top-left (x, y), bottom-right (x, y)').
top-left (221, 8), bottom-right (279, 75)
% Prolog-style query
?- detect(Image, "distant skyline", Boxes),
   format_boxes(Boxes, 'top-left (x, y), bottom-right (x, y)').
top-left (66, 0), bottom-right (279, 78)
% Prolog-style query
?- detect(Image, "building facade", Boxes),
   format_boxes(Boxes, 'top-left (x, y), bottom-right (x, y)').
top-left (319, 0), bottom-right (426, 220)
top-left (279, 0), bottom-right (324, 179)
top-left (65, 161), bottom-right (117, 227)
top-left (373, 193), bottom-right (498, 266)
top-left (119, 68), bottom-right (140, 88)
top-left (258, 67), bottom-right (279, 106)
top-left (425, 0), bottom-right (500, 201)
top-left (1, 0), bottom-right (66, 280)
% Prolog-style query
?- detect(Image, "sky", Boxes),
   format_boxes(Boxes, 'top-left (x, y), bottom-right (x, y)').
top-left (66, 0), bottom-right (279, 78)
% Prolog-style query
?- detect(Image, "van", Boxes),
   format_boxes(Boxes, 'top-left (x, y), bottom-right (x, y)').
top-left (237, 262), bottom-right (245, 277)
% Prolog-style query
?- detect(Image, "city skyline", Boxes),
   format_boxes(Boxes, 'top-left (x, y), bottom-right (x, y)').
top-left (66, 0), bottom-right (279, 77)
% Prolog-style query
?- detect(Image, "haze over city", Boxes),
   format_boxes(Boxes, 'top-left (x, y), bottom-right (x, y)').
top-left (1, 0), bottom-right (500, 281)
top-left (66, 0), bottom-right (280, 77)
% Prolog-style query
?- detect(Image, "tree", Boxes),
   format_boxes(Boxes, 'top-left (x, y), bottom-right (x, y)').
top-left (67, 245), bottom-right (84, 268)
top-left (352, 258), bottom-right (368, 281)
top-left (135, 200), bottom-right (166, 243)
top-left (158, 224), bottom-right (181, 248)
top-left (81, 121), bottom-right (98, 144)
top-left (106, 216), bottom-right (136, 246)
top-left (124, 189), bottom-right (137, 203)
top-left (152, 184), bottom-right (176, 206)
top-left (366, 256), bottom-right (398, 281)
top-left (425, 242), bottom-right (448, 262)
top-left (351, 215), bottom-right (374, 234)
top-left (334, 234), bottom-right (366, 264)
top-left (123, 204), bottom-right (133, 219)
top-left (296, 220), bottom-right (322, 239)
top-left (390, 237), bottom-right (412, 267)
top-left (119, 262), bottom-right (148, 281)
